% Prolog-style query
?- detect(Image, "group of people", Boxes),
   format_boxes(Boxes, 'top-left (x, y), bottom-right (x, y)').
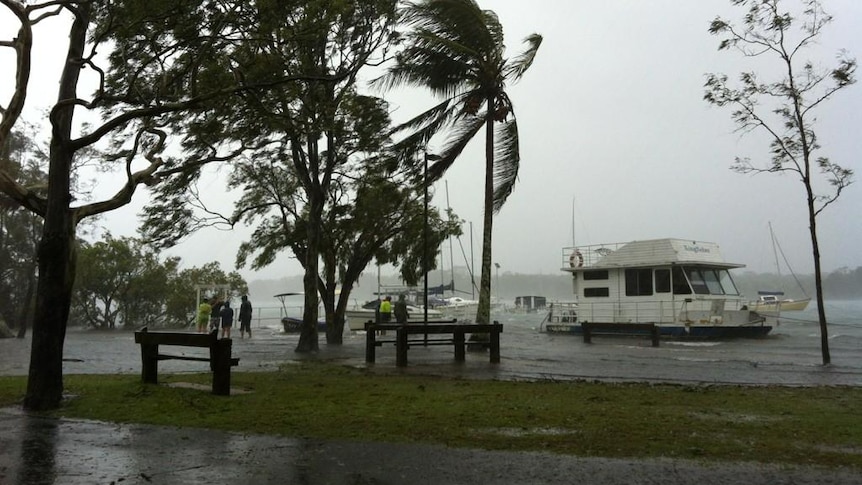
top-left (197, 295), bottom-right (254, 339)
top-left (378, 294), bottom-right (409, 323)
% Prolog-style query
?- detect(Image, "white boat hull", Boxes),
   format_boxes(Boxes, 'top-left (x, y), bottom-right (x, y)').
top-left (748, 298), bottom-right (810, 312)
top-left (345, 306), bottom-right (445, 331)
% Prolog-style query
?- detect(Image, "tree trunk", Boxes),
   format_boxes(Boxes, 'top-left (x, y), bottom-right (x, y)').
top-left (22, 4), bottom-right (88, 411)
top-left (15, 266), bottom-right (36, 339)
top-left (807, 187), bottom-right (830, 364)
top-left (296, 190), bottom-right (323, 353)
top-left (475, 100), bottom-right (495, 326)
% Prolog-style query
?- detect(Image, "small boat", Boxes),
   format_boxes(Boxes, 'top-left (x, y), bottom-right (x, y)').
top-left (274, 292), bottom-right (326, 333)
top-left (548, 238), bottom-right (771, 338)
top-left (345, 298), bottom-right (445, 331)
top-left (509, 295), bottom-right (547, 313)
top-left (748, 291), bottom-right (811, 312)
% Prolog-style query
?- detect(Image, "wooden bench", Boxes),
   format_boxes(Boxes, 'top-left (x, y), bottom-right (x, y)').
top-left (582, 322), bottom-right (660, 347)
top-left (134, 327), bottom-right (240, 395)
top-left (366, 321), bottom-right (503, 367)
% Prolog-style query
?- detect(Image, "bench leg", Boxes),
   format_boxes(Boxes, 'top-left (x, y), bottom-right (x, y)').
top-left (211, 339), bottom-right (232, 396)
top-left (141, 343), bottom-right (159, 384)
top-left (365, 328), bottom-right (377, 363)
top-left (490, 326), bottom-right (501, 363)
top-left (454, 329), bottom-right (466, 362)
top-left (396, 327), bottom-right (408, 367)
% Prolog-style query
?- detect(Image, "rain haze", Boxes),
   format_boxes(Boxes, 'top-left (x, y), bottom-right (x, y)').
top-left (3, 1), bottom-right (861, 282)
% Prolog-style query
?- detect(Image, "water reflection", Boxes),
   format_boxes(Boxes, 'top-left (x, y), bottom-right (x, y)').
top-left (17, 415), bottom-right (57, 485)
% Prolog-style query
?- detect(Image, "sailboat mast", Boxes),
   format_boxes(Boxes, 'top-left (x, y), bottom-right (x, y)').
top-left (769, 221), bottom-right (781, 277)
top-left (446, 181), bottom-right (456, 298)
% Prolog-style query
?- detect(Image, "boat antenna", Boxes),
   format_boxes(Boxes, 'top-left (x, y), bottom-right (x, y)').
top-left (571, 196), bottom-right (576, 246)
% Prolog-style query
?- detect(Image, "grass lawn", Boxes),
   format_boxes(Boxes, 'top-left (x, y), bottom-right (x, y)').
top-left (1, 363), bottom-right (860, 468)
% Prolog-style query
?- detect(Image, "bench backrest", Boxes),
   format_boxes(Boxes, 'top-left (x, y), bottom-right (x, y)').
top-left (134, 327), bottom-right (218, 348)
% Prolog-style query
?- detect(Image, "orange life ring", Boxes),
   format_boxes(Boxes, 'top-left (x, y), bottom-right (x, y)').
top-left (568, 250), bottom-right (584, 268)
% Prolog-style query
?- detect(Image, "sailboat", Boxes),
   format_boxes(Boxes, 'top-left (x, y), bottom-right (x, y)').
top-left (748, 223), bottom-right (811, 313)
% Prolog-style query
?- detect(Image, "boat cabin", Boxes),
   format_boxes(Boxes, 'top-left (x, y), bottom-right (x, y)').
top-left (559, 239), bottom-right (764, 332)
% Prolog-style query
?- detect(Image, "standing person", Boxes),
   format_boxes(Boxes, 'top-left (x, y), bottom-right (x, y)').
top-left (220, 300), bottom-right (234, 339)
top-left (239, 295), bottom-right (253, 339)
top-left (210, 297), bottom-right (224, 332)
top-left (196, 298), bottom-right (212, 333)
top-left (379, 295), bottom-right (392, 323)
top-left (394, 294), bottom-right (409, 324)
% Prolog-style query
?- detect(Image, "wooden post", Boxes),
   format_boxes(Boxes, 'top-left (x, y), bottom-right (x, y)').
top-left (396, 326), bottom-right (408, 367)
top-left (490, 322), bottom-right (501, 363)
top-left (650, 325), bottom-right (660, 347)
top-left (365, 326), bottom-right (377, 363)
top-left (211, 338), bottom-right (232, 396)
top-left (454, 328), bottom-right (466, 362)
top-left (583, 323), bottom-right (593, 344)
top-left (140, 342), bottom-right (159, 384)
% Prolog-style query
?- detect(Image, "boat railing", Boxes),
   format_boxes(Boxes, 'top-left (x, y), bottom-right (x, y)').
top-left (573, 298), bottom-right (752, 325)
top-left (561, 243), bottom-right (625, 270)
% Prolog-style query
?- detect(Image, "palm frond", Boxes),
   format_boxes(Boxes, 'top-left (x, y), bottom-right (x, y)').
top-left (426, 114), bottom-right (485, 181)
top-left (504, 33), bottom-right (543, 82)
top-left (492, 116), bottom-right (520, 213)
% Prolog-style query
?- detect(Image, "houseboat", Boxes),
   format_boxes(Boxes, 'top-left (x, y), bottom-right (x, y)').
top-left (546, 239), bottom-right (771, 338)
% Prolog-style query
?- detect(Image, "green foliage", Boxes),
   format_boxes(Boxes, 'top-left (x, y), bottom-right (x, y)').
top-left (73, 236), bottom-right (247, 328)
top-left (2, 367), bottom-right (857, 468)
top-left (0, 130), bottom-right (44, 334)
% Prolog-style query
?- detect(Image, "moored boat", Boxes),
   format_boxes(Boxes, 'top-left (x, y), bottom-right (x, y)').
top-left (275, 292), bottom-right (326, 333)
top-left (548, 238), bottom-right (771, 338)
top-left (748, 291), bottom-right (811, 312)
top-left (345, 299), bottom-right (445, 331)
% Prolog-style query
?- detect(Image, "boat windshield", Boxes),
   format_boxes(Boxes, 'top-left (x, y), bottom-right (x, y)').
top-left (682, 267), bottom-right (740, 296)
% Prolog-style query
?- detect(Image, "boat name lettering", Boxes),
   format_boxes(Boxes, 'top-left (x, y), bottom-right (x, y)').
top-left (683, 245), bottom-right (711, 254)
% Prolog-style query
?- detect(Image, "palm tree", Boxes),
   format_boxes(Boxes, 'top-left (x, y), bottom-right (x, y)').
top-left (375, 0), bottom-right (541, 324)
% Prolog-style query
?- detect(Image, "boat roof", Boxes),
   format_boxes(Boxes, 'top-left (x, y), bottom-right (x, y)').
top-left (563, 238), bottom-right (745, 271)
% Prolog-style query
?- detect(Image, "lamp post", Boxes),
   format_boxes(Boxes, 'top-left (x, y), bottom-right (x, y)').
top-left (423, 152), bottom-right (441, 323)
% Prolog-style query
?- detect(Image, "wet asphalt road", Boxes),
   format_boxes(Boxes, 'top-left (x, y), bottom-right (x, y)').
top-left (1, 317), bottom-right (861, 484)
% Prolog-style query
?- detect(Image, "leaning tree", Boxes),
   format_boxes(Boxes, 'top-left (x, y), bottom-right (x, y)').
top-left (375, 0), bottom-right (542, 325)
top-left (704, 0), bottom-right (856, 364)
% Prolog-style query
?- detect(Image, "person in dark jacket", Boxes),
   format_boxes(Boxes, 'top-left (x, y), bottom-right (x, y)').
top-left (220, 300), bottom-right (234, 339)
top-left (239, 295), bottom-right (253, 339)
top-left (394, 294), bottom-right (409, 324)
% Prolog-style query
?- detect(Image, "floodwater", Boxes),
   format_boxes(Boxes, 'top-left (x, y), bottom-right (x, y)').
top-left (2, 303), bottom-right (861, 386)
top-left (1, 304), bottom-right (861, 485)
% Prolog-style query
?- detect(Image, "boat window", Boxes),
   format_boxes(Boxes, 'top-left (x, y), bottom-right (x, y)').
top-left (584, 287), bottom-right (610, 297)
top-left (717, 270), bottom-right (740, 295)
top-left (583, 270), bottom-right (609, 280)
top-left (686, 268), bottom-right (710, 295)
top-left (702, 269), bottom-right (725, 295)
top-left (672, 266), bottom-right (691, 295)
top-left (655, 269), bottom-right (671, 293)
top-left (625, 268), bottom-right (653, 296)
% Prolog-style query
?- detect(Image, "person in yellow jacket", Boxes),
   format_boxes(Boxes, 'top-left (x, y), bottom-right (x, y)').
top-left (196, 298), bottom-right (212, 333)
top-left (378, 296), bottom-right (392, 323)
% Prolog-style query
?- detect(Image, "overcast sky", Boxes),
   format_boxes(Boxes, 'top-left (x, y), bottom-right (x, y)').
top-left (3, 1), bottom-right (861, 283)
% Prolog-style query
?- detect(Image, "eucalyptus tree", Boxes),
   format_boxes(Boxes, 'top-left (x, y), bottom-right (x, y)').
top-left (374, 0), bottom-right (541, 325)
top-left (233, 150), bottom-right (461, 344)
top-left (0, 0), bottom-right (303, 410)
top-left (142, 0), bottom-right (400, 352)
top-left (704, 0), bottom-right (856, 365)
